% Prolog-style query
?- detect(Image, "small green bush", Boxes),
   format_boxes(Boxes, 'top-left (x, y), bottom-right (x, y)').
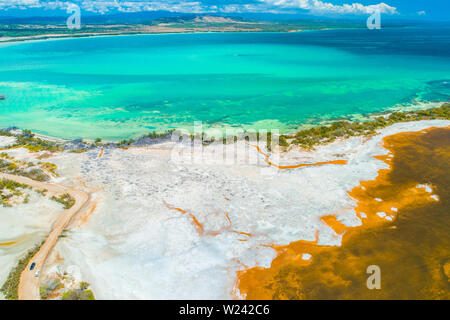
top-left (61, 282), bottom-right (95, 300)
top-left (51, 193), bottom-right (75, 209)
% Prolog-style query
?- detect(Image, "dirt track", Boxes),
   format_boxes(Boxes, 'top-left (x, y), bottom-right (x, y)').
top-left (0, 173), bottom-right (90, 300)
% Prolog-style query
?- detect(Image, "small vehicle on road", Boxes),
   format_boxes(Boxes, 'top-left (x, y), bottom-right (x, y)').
top-left (30, 263), bottom-right (36, 271)
top-left (34, 270), bottom-right (40, 277)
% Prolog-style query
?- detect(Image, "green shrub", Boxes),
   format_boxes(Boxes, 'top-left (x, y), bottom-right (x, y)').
top-left (51, 193), bottom-right (75, 209)
top-left (0, 241), bottom-right (44, 300)
top-left (40, 279), bottom-right (62, 300)
top-left (280, 103), bottom-right (450, 149)
top-left (0, 179), bottom-right (31, 207)
top-left (61, 282), bottom-right (95, 300)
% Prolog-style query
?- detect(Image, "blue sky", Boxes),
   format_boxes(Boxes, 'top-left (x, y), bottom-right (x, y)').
top-left (0, 1), bottom-right (448, 20)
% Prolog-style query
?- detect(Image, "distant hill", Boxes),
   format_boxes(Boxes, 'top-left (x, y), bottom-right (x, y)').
top-left (0, 11), bottom-right (251, 26)
top-left (0, 10), bottom-right (431, 28)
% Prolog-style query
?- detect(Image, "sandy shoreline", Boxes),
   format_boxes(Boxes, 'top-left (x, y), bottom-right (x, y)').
top-left (1, 100), bottom-right (445, 146)
top-left (0, 29), bottom-right (307, 45)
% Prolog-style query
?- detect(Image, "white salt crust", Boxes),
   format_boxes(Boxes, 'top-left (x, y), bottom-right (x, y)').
top-left (6, 120), bottom-right (447, 300)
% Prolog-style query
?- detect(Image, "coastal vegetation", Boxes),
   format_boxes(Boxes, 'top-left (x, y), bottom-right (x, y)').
top-left (0, 178), bottom-right (31, 207)
top-left (36, 189), bottom-right (47, 196)
top-left (16, 130), bottom-right (62, 153)
top-left (51, 193), bottom-right (75, 209)
top-left (0, 241), bottom-right (44, 300)
top-left (61, 282), bottom-right (95, 300)
top-left (1, 104), bottom-right (449, 155)
top-left (40, 162), bottom-right (58, 176)
top-left (277, 103), bottom-right (450, 149)
top-left (0, 157), bottom-right (51, 182)
top-left (170, 104), bottom-right (450, 152)
top-left (0, 129), bottom-right (62, 153)
top-left (40, 279), bottom-right (64, 300)
top-left (117, 129), bottom-right (175, 148)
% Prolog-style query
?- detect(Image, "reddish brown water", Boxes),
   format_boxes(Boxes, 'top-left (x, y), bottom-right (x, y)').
top-left (237, 127), bottom-right (450, 300)
top-left (249, 143), bottom-right (348, 169)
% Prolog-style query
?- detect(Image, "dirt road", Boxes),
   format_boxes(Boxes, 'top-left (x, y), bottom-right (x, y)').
top-left (0, 173), bottom-right (90, 300)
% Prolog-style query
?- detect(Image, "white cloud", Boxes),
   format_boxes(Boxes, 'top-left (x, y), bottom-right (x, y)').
top-left (0, 1), bottom-right (213, 14)
top-left (260, 0), bottom-right (397, 15)
top-left (417, 10), bottom-right (426, 16)
top-left (77, 1), bottom-right (209, 14)
top-left (0, 0), bottom-right (41, 9)
top-left (0, 0), bottom-right (398, 16)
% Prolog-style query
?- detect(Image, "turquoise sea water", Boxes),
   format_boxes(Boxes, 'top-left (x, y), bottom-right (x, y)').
top-left (0, 27), bottom-right (449, 140)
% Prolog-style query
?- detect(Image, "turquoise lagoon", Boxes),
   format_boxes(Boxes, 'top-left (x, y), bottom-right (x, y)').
top-left (0, 27), bottom-right (449, 140)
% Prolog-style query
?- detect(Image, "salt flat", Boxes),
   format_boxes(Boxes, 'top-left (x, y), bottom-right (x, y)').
top-left (1, 120), bottom-right (448, 300)
top-left (41, 120), bottom-right (448, 299)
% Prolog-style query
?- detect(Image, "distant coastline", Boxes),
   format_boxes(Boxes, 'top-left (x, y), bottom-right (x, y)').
top-left (0, 28), bottom-right (328, 45)
top-left (0, 15), bottom-right (371, 45)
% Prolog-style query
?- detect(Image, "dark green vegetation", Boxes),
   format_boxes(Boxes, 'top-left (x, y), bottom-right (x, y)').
top-left (175, 104), bottom-right (450, 152)
top-left (279, 103), bottom-right (450, 149)
top-left (117, 129), bottom-right (175, 147)
top-left (0, 127), bottom-right (175, 152)
top-left (0, 129), bottom-right (62, 153)
top-left (61, 282), bottom-right (95, 300)
top-left (15, 130), bottom-right (62, 153)
top-left (0, 178), bottom-right (31, 207)
top-left (0, 157), bottom-right (50, 182)
top-left (51, 193), bottom-right (75, 209)
top-left (0, 242), bottom-right (43, 300)
top-left (40, 279), bottom-right (63, 300)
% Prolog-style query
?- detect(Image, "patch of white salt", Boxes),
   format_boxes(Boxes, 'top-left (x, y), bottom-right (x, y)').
top-left (430, 195), bottom-right (439, 201)
top-left (301, 253), bottom-right (312, 261)
top-left (377, 212), bottom-right (387, 218)
top-left (417, 184), bottom-right (433, 193)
